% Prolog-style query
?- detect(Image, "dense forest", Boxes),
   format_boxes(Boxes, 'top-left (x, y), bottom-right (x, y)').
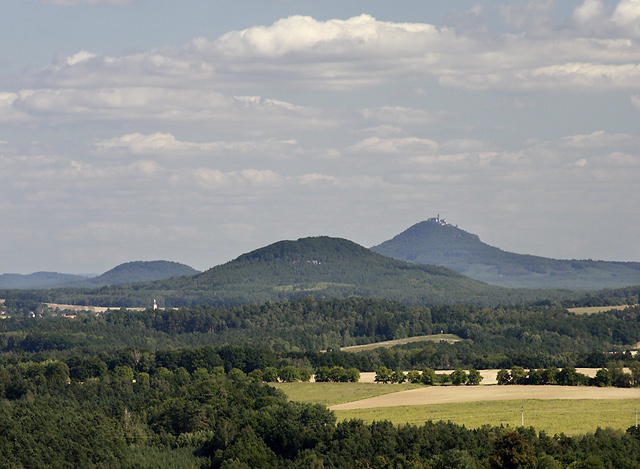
top-left (3, 295), bottom-right (640, 466)
top-left (2, 297), bottom-right (640, 372)
top-left (2, 353), bottom-right (640, 468)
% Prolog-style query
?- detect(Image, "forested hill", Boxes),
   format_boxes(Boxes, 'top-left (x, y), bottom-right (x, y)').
top-left (77, 260), bottom-right (200, 287)
top-left (371, 220), bottom-right (640, 290)
top-left (144, 236), bottom-right (574, 307)
top-left (32, 236), bottom-right (575, 308)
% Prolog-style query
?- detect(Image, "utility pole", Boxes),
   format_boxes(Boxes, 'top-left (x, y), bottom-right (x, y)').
top-left (521, 406), bottom-right (524, 427)
top-left (635, 408), bottom-right (637, 428)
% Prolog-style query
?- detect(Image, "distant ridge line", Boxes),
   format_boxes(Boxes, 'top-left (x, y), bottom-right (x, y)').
top-left (371, 218), bottom-right (640, 290)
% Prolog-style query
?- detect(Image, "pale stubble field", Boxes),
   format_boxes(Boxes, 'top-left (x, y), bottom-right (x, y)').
top-left (275, 371), bottom-right (640, 435)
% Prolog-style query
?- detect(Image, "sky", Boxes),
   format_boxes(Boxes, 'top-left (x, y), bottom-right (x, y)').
top-left (1, 0), bottom-right (640, 274)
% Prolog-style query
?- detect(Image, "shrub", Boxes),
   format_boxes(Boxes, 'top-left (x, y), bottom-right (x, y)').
top-left (450, 369), bottom-right (467, 386)
top-left (421, 368), bottom-right (437, 386)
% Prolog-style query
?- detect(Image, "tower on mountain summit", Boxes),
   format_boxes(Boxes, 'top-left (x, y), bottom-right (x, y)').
top-left (427, 214), bottom-right (447, 226)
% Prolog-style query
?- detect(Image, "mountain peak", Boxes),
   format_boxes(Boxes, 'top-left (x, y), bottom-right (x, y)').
top-left (372, 219), bottom-right (482, 261)
top-left (234, 236), bottom-right (369, 264)
top-left (371, 220), bottom-right (640, 289)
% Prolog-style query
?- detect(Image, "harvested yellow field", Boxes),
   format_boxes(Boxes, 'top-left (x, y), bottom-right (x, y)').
top-left (329, 385), bottom-right (640, 410)
top-left (45, 303), bottom-right (112, 313)
top-left (568, 305), bottom-right (636, 315)
top-left (339, 334), bottom-right (461, 352)
top-left (45, 303), bottom-right (145, 313)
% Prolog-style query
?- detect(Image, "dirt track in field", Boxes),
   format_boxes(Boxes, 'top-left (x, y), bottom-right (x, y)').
top-left (329, 385), bottom-right (640, 410)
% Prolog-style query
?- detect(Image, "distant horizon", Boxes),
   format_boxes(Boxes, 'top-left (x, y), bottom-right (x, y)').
top-left (2, 1), bottom-right (639, 273)
top-left (4, 217), bottom-right (639, 276)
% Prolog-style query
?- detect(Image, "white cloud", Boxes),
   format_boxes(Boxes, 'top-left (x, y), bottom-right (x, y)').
top-left (172, 168), bottom-right (284, 192)
top-left (347, 137), bottom-right (439, 154)
top-left (568, 0), bottom-right (640, 40)
top-left (612, 0), bottom-right (640, 27)
top-left (94, 132), bottom-right (302, 158)
top-left (561, 130), bottom-right (640, 148)
top-left (573, 0), bottom-right (607, 26)
top-left (4, 87), bottom-right (330, 133)
top-left (9, 11), bottom-right (640, 102)
top-left (65, 51), bottom-right (98, 66)
top-left (604, 151), bottom-right (638, 166)
top-left (361, 106), bottom-right (442, 125)
top-left (0, 93), bottom-right (34, 123)
top-left (294, 173), bottom-right (338, 186)
top-left (441, 139), bottom-right (496, 152)
top-left (214, 14), bottom-right (445, 58)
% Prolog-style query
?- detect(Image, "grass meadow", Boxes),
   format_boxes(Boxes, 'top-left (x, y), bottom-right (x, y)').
top-left (274, 382), bottom-right (640, 435)
top-left (272, 382), bottom-right (423, 406)
top-left (338, 334), bottom-right (461, 352)
top-left (331, 399), bottom-right (640, 436)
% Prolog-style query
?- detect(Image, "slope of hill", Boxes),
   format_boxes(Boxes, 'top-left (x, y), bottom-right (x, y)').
top-left (371, 220), bottom-right (640, 289)
top-left (0, 272), bottom-right (91, 289)
top-left (77, 260), bottom-right (200, 287)
top-left (38, 236), bottom-right (575, 308)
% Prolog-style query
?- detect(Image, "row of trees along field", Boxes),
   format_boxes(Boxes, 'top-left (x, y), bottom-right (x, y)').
top-left (3, 354), bottom-right (640, 467)
top-left (496, 363), bottom-right (640, 388)
top-left (374, 366), bottom-right (484, 385)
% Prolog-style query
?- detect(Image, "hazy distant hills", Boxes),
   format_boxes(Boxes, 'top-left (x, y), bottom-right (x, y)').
top-left (0, 272), bottom-right (90, 289)
top-left (0, 261), bottom-right (199, 289)
top-left (39, 236), bottom-right (575, 308)
top-left (371, 219), bottom-right (640, 289)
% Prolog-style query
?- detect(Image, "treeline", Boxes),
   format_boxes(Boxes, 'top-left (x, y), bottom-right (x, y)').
top-left (496, 363), bottom-right (640, 388)
top-left (560, 286), bottom-right (640, 308)
top-left (2, 297), bottom-right (640, 356)
top-left (374, 366), bottom-right (483, 385)
top-left (0, 344), bottom-right (368, 386)
top-left (2, 298), bottom-right (640, 374)
top-left (2, 354), bottom-right (640, 467)
top-left (4, 340), bottom-right (640, 395)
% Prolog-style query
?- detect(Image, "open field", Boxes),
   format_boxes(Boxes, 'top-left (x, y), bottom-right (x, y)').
top-left (339, 334), bottom-right (461, 352)
top-left (568, 304), bottom-right (637, 315)
top-left (45, 303), bottom-right (112, 313)
top-left (332, 399), bottom-right (640, 436)
top-left (275, 376), bottom-right (640, 435)
top-left (44, 303), bottom-right (145, 313)
top-left (272, 382), bottom-right (423, 406)
top-left (329, 384), bottom-right (640, 409)
top-left (329, 385), bottom-right (640, 435)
